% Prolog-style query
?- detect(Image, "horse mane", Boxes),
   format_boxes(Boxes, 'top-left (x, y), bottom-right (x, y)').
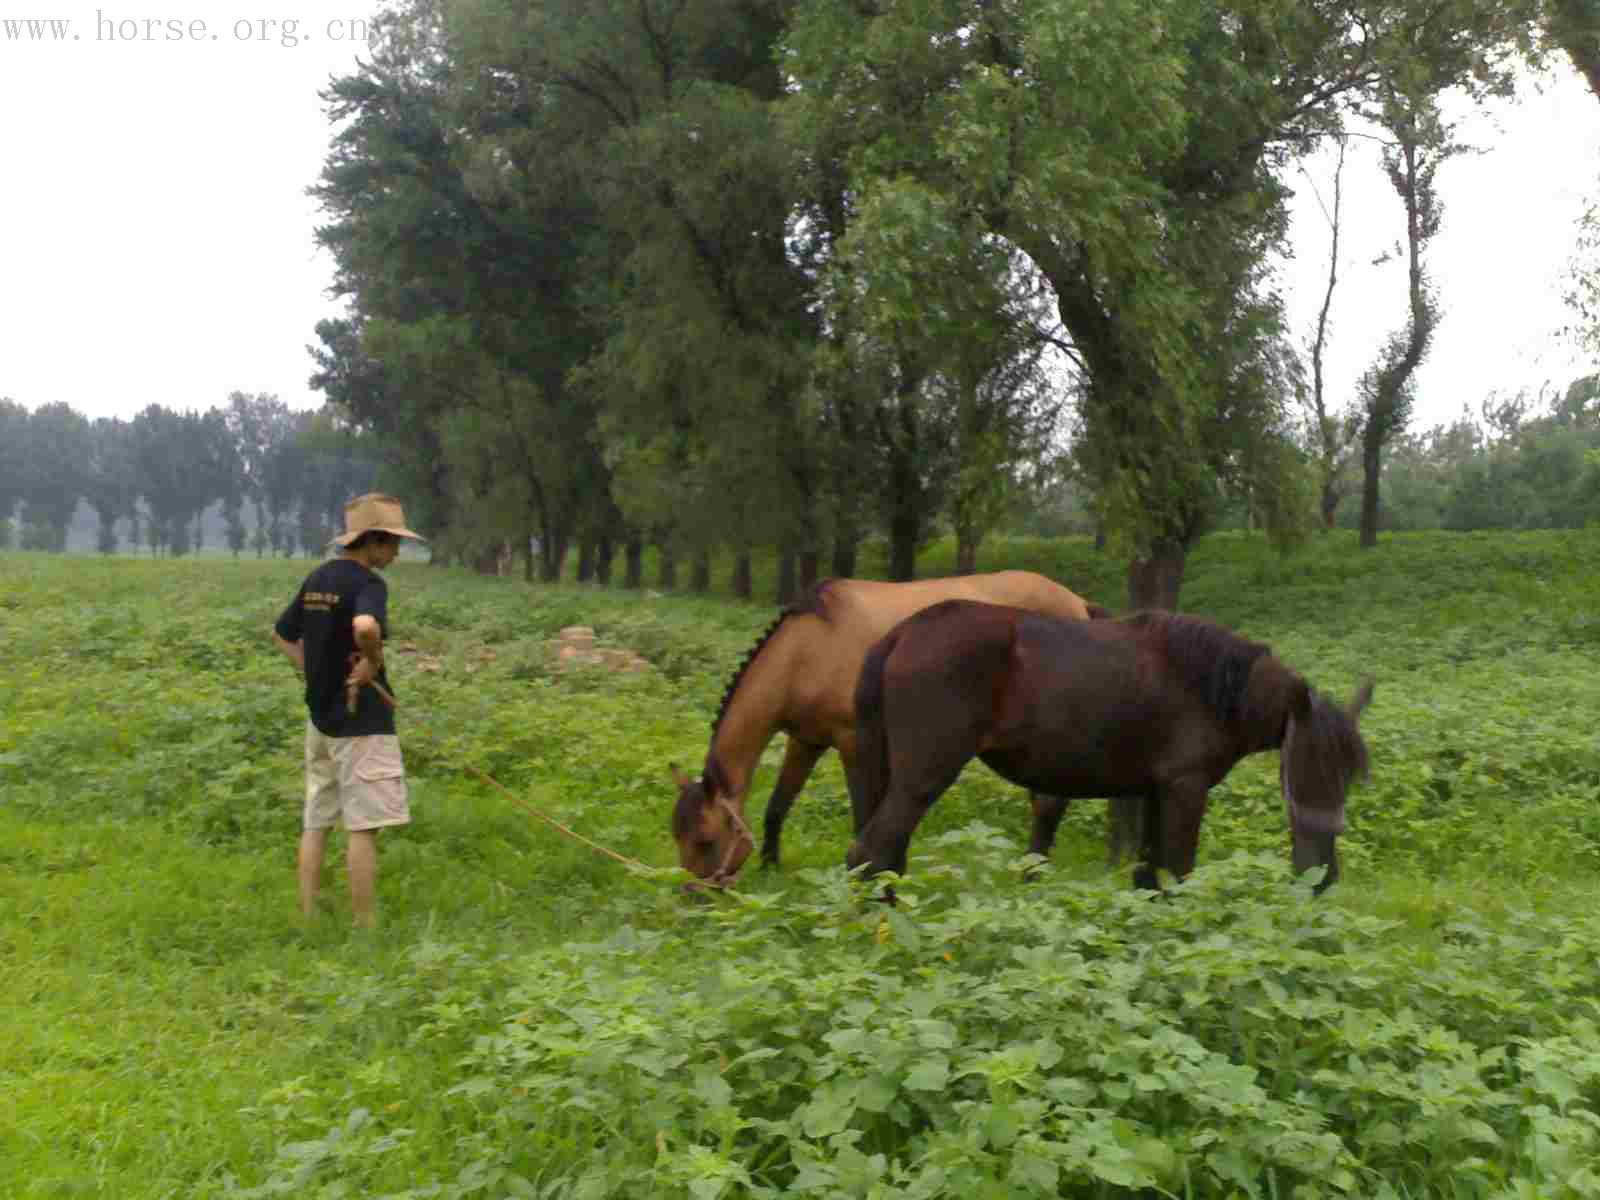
top-left (1127, 610), bottom-right (1272, 727)
top-left (1293, 688), bottom-right (1371, 808)
top-left (702, 580), bottom-right (838, 794)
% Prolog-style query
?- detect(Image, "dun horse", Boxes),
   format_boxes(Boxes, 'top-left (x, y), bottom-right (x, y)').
top-left (849, 600), bottom-right (1372, 893)
top-left (671, 572), bottom-right (1106, 885)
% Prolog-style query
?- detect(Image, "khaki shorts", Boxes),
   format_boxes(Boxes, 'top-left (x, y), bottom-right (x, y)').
top-left (304, 721), bottom-right (412, 832)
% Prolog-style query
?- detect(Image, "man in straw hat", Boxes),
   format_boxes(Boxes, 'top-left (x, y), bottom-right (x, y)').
top-left (270, 493), bottom-right (424, 928)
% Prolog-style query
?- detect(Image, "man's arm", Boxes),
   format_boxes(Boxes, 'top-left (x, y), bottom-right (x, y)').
top-left (271, 629), bottom-right (305, 676)
top-left (345, 614), bottom-right (385, 692)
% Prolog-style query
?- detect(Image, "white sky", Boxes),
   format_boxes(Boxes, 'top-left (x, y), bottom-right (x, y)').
top-left (2, 8), bottom-right (1596, 434)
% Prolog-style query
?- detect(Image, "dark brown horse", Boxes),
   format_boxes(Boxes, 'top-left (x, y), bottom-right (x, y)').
top-left (848, 600), bottom-right (1372, 892)
top-left (670, 572), bottom-right (1106, 885)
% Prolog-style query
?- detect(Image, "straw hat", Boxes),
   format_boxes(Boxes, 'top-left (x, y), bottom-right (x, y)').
top-left (333, 493), bottom-right (426, 547)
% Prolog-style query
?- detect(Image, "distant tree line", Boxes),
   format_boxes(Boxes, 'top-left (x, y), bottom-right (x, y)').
top-left (9, 3), bottom-right (1596, 594)
top-left (297, 0), bottom-right (1583, 609)
top-left (1012, 373), bottom-right (1600, 539)
top-left (0, 393), bottom-right (376, 557)
top-left (1340, 377), bottom-right (1600, 533)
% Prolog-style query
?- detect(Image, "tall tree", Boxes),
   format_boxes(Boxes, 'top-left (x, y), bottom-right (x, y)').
top-left (224, 392), bottom-right (295, 557)
top-left (1301, 136), bottom-right (1362, 529)
top-left (0, 398), bottom-right (27, 542)
top-left (486, 0), bottom-right (824, 599)
top-left (128, 405), bottom-right (224, 557)
top-left (16, 401), bottom-right (91, 551)
top-left (309, 318), bottom-right (453, 559)
top-left (312, 0), bottom-right (615, 572)
top-left (784, 0), bottom-right (1531, 607)
top-left (83, 417), bottom-right (138, 553)
top-left (1357, 87), bottom-right (1456, 547)
top-left (1543, 0), bottom-right (1600, 101)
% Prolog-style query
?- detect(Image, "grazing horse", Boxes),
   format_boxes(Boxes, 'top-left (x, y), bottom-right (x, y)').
top-left (670, 572), bottom-right (1106, 885)
top-left (848, 600), bottom-right (1372, 893)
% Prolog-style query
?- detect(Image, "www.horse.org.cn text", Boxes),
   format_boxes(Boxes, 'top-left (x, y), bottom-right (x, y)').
top-left (1, 13), bottom-right (381, 48)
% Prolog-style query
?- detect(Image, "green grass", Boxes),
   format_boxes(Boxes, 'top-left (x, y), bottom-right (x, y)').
top-left (4, 531), bottom-right (1600, 1198)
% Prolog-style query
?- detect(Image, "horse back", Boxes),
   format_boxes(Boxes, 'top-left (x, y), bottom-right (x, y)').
top-left (988, 609), bottom-right (1236, 796)
top-left (826, 571), bottom-right (1091, 628)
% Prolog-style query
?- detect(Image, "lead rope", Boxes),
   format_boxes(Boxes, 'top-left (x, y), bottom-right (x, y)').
top-left (350, 676), bottom-right (666, 881)
top-left (709, 794), bottom-right (755, 887)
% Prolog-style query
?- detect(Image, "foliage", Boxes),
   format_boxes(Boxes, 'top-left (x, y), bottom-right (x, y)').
top-left (1327, 379), bottom-right (1600, 533)
top-left (0, 395), bottom-right (382, 559)
top-left (13, 399), bottom-right (91, 551)
top-left (6, 531), bottom-right (1600, 1196)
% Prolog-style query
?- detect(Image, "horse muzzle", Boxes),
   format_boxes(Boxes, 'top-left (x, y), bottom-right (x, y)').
top-left (1291, 829), bottom-right (1339, 895)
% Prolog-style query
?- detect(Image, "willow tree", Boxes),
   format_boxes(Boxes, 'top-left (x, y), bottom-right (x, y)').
top-left (1544, 0), bottom-right (1600, 100)
top-left (1357, 87), bottom-right (1457, 547)
top-left (783, 0), bottom-right (1533, 608)
top-left (0, 398), bottom-right (29, 542)
top-left (444, 0), bottom-right (825, 601)
top-left (312, 0), bottom-right (612, 573)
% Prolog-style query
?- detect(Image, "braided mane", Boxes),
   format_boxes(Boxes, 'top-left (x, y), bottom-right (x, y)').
top-left (709, 579), bottom-right (836, 741)
top-left (711, 610), bottom-right (791, 736)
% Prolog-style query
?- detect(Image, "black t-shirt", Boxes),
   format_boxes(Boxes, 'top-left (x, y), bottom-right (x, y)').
top-left (275, 557), bottom-right (397, 737)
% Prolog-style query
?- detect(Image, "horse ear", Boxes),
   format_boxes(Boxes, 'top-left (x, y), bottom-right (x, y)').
top-left (1348, 678), bottom-right (1374, 719)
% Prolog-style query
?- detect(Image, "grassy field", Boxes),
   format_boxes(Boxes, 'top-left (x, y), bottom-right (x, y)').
top-left (4, 530), bottom-right (1600, 1199)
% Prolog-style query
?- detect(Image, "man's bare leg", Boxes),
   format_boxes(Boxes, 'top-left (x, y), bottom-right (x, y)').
top-left (347, 830), bottom-right (379, 928)
top-left (298, 828), bottom-right (329, 920)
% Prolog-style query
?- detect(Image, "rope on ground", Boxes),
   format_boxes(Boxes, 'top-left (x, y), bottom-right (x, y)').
top-left (463, 763), bottom-right (655, 875)
top-left (355, 674), bottom-right (694, 884)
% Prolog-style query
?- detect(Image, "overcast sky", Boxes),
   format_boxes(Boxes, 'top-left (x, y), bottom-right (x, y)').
top-left (2, 8), bottom-right (1596, 434)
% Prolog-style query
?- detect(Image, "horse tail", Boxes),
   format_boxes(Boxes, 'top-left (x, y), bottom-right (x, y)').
top-left (853, 629), bottom-right (898, 827)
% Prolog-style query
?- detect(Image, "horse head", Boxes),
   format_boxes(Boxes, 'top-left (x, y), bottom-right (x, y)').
top-left (1281, 679), bottom-right (1373, 894)
top-left (670, 763), bottom-right (752, 888)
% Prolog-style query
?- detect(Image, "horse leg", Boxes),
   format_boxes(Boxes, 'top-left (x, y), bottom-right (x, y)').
top-left (1026, 792), bottom-right (1070, 865)
top-left (1131, 790), bottom-right (1163, 892)
top-left (841, 747), bottom-right (873, 835)
top-left (759, 737), bottom-right (827, 869)
top-left (847, 743), bottom-right (974, 878)
top-left (1160, 779), bottom-right (1210, 883)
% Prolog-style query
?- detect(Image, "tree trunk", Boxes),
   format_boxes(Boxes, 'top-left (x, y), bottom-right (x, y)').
top-left (831, 537), bottom-right (858, 580)
top-left (1359, 435), bottom-right (1382, 548)
top-left (1320, 480), bottom-right (1341, 531)
top-left (576, 540), bottom-right (595, 583)
top-left (776, 547), bottom-right (797, 606)
top-left (595, 534), bottom-right (615, 586)
top-left (1126, 538), bottom-right (1187, 611)
top-left (691, 550), bottom-right (712, 593)
top-left (955, 527), bottom-right (979, 574)
top-left (888, 512), bottom-right (918, 581)
top-left (800, 549), bottom-right (821, 591)
top-left (658, 541), bottom-right (678, 589)
top-left (624, 532), bottom-right (644, 589)
top-left (732, 550), bottom-right (752, 600)
top-left (539, 530), bottom-right (568, 583)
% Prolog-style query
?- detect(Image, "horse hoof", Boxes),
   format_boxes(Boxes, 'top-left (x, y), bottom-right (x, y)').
top-left (1131, 865), bottom-right (1161, 892)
